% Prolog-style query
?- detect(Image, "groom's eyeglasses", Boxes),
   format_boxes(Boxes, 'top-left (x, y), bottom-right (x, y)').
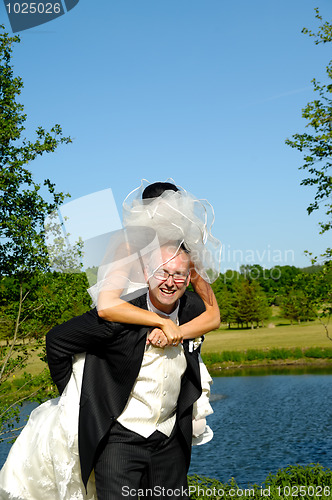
top-left (152, 270), bottom-right (189, 284)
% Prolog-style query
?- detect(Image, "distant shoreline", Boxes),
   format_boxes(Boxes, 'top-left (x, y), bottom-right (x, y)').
top-left (206, 357), bottom-right (332, 373)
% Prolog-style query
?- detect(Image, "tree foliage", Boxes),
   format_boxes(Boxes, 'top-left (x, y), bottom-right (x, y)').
top-left (286, 9), bottom-right (332, 235)
top-left (212, 269), bottom-right (271, 329)
top-left (280, 289), bottom-right (316, 325)
top-left (236, 280), bottom-right (270, 329)
top-left (285, 9), bottom-right (332, 339)
top-left (212, 263), bottom-right (330, 330)
top-left (0, 25), bottom-right (76, 435)
top-left (0, 26), bottom-right (72, 277)
top-left (0, 271), bottom-right (91, 439)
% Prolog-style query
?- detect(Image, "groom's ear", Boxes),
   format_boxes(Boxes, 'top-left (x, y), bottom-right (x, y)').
top-left (185, 271), bottom-right (191, 287)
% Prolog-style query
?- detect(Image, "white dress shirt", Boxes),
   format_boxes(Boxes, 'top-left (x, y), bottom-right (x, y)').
top-left (117, 295), bottom-right (187, 437)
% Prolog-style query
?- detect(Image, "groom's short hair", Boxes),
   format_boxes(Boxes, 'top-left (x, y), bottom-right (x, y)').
top-left (146, 242), bottom-right (190, 277)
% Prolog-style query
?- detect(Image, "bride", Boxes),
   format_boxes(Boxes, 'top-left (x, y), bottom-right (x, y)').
top-left (0, 180), bottom-right (221, 500)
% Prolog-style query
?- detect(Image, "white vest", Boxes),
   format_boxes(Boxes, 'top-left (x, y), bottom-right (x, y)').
top-left (117, 295), bottom-right (186, 437)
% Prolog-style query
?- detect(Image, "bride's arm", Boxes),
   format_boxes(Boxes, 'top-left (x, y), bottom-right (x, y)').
top-left (98, 290), bottom-right (182, 346)
top-left (97, 273), bottom-right (220, 344)
top-left (97, 249), bottom-right (219, 343)
top-left (98, 290), bottom-right (183, 344)
top-left (95, 240), bottom-right (183, 344)
top-left (179, 268), bottom-right (220, 339)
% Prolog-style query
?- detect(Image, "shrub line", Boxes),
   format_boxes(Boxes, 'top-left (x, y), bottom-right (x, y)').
top-left (188, 463), bottom-right (332, 499)
top-left (201, 347), bottom-right (332, 370)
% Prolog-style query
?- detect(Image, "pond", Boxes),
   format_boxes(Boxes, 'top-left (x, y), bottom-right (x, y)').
top-left (189, 372), bottom-right (332, 486)
top-left (1, 370), bottom-right (332, 488)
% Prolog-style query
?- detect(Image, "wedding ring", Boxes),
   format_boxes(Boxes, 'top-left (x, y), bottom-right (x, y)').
top-left (157, 340), bottom-right (161, 345)
top-left (172, 342), bottom-right (177, 346)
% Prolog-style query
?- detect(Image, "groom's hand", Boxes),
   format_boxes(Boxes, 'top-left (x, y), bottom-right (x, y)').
top-left (147, 329), bottom-right (168, 348)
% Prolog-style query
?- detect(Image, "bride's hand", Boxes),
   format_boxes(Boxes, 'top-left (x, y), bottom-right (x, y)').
top-left (159, 318), bottom-right (183, 346)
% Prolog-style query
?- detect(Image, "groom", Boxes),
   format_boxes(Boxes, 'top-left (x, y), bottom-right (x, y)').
top-left (46, 243), bottom-right (205, 499)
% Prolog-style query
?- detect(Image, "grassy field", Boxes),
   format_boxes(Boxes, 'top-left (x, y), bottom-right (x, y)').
top-left (6, 320), bottom-right (332, 380)
top-left (202, 321), bottom-right (331, 354)
top-left (5, 344), bottom-right (47, 379)
top-left (25, 346), bottom-right (46, 376)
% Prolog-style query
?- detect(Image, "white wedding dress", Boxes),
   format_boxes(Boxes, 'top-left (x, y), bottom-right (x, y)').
top-left (0, 353), bottom-right (212, 500)
top-left (0, 354), bottom-right (97, 500)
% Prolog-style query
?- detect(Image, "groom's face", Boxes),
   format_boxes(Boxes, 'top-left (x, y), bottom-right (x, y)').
top-left (147, 246), bottom-right (190, 314)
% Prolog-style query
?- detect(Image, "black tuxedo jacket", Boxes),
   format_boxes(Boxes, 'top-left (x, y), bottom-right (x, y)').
top-left (46, 291), bottom-right (205, 488)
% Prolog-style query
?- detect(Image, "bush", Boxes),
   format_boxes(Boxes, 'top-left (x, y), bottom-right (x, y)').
top-left (304, 347), bottom-right (332, 359)
top-left (201, 347), bottom-right (332, 368)
top-left (203, 351), bottom-right (244, 364)
top-left (188, 464), bottom-right (332, 499)
top-left (267, 348), bottom-right (291, 360)
top-left (188, 475), bottom-right (256, 499)
top-left (293, 347), bottom-right (303, 359)
top-left (246, 349), bottom-right (266, 361)
top-left (264, 464), bottom-right (332, 499)
top-left (221, 351), bottom-right (244, 362)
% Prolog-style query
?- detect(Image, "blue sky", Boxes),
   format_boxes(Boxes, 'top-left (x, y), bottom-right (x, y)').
top-left (1, 0), bottom-right (331, 272)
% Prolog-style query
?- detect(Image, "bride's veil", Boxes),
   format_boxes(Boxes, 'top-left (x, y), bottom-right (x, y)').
top-left (45, 180), bottom-right (222, 307)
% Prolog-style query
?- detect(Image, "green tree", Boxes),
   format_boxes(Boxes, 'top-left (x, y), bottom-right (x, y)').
top-left (234, 280), bottom-right (270, 329)
top-left (286, 9), bottom-right (332, 235)
top-left (0, 26), bottom-right (71, 277)
top-left (280, 288), bottom-right (316, 325)
top-left (295, 261), bottom-right (332, 339)
top-left (0, 271), bottom-right (91, 438)
top-left (215, 284), bottom-right (236, 328)
top-left (0, 25), bottom-right (74, 435)
top-left (286, 10), bottom-right (331, 339)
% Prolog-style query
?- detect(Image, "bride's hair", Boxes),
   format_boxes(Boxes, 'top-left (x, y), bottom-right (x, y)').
top-left (142, 182), bottom-right (179, 200)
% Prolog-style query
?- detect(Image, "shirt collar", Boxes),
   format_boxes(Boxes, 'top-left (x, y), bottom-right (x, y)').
top-left (147, 293), bottom-right (179, 324)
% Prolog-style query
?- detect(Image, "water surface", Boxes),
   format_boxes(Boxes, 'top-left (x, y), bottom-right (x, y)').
top-left (1, 373), bottom-right (331, 488)
top-left (189, 374), bottom-right (332, 486)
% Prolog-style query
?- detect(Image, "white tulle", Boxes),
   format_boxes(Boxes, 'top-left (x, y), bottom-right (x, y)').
top-left (88, 184), bottom-right (222, 308)
top-left (87, 226), bottom-right (158, 307)
top-left (123, 182), bottom-right (222, 284)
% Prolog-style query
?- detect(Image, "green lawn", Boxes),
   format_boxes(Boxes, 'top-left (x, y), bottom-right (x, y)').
top-left (7, 344), bottom-right (46, 379)
top-left (202, 321), bottom-right (332, 354)
top-left (8, 320), bottom-right (332, 378)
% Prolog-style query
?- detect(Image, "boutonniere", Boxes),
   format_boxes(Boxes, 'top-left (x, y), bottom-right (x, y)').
top-left (193, 337), bottom-right (203, 350)
top-left (188, 337), bottom-right (203, 352)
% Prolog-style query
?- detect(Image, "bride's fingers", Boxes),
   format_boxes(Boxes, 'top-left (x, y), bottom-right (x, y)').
top-left (161, 321), bottom-right (183, 345)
